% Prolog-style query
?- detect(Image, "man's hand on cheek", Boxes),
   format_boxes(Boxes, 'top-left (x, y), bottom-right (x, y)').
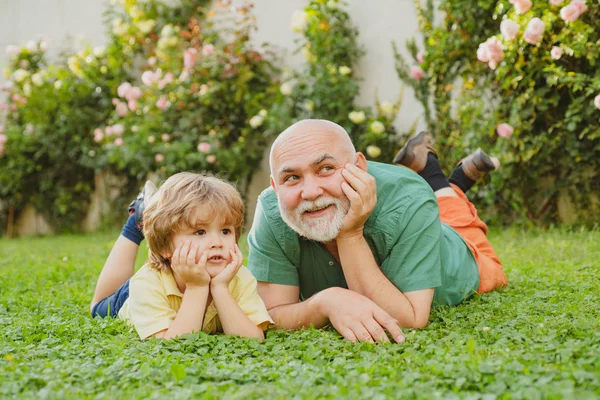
top-left (338, 163), bottom-right (377, 239)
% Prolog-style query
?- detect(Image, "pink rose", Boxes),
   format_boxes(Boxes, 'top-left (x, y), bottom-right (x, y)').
top-left (93, 128), bottom-right (104, 142)
top-left (105, 126), bottom-right (113, 136)
top-left (163, 72), bottom-right (174, 84)
top-left (197, 142), bottom-right (211, 153)
top-left (116, 102), bottom-right (129, 117)
top-left (571, 0), bottom-right (588, 14)
top-left (155, 153), bottom-right (164, 163)
top-left (141, 70), bottom-right (161, 86)
top-left (416, 51), bottom-right (425, 64)
top-left (114, 138), bottom-right (123, 146)
top-left (128, 99), bottom-right (138, 112)
top-left (112, 124), bottom-right (125, 136)
top-left (500, 19), bottom-right (520, 40)
top-left (511, 0), bottom-right (532, 14)
top-left (551, 46), bottom-right (564, 60)
top-left (477, 37), bottom-right (504, 69)
top-left (524, 18), bottom-right (545, 45)
top-left (0, 101), bottom-right (7, 111)
top-left (496, 123), bottom-right (514, 138)
top-left (183, 48), bottom-right (197, 69)
top-left (550, 0), bottom-right (565, 5)
top-left (112, 98), bottom-right (120, 106)
top-left (0, 133), bottom-right (7, 144)
top-left (202, 44), bottom-right (214, 56)
top-left (410, 65), bottom-right (425, 80)
top-left (126, 87), bottom-right (142, 101)
top-left (594, 94), bottom-right (600, 110)
top-left (161, 133), bottom-right (170, 142)
top-left (117, 82), bottom-right (132, 98)
top-left (207, 155), bottom-right (216, 164)
top-left (560, 4), bottom-right (580, 22)
top-left (156, 96), bottom-right (169, 110)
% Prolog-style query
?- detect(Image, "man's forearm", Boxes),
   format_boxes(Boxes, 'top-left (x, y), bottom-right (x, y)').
top-left (267, 290), bottom-right (330, 330)
top-left (336, 235), bottom-right (424, 328)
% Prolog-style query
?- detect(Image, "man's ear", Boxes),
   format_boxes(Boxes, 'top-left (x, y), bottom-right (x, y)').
top-left (270, 175), bottom-right (278, 195)
top-left (354, 152), bottom-right (368, 171)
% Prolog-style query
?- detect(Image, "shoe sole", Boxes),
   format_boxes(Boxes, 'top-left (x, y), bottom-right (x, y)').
top-left (472, 148), bottom-right (497, 172)
top-left (393, 131), bottom-right (427, 165)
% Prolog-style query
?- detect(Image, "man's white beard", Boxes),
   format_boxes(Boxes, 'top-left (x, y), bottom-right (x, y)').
top-left (279, 195), bottom-right (350, 242)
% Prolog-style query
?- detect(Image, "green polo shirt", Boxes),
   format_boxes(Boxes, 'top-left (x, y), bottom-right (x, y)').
top-left (247, 161), bottom-right (480, 306)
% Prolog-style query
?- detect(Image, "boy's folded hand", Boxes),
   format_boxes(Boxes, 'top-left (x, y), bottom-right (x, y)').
top-left (210, 244), bottom-right (243, 289)
top-left (171, 240), bottom-right (211, 288)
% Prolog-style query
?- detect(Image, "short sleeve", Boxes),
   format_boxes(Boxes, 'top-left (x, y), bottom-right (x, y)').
top-left (127, 269), bottom-right (176, 339)
top-left (380, 191), bottom-right (443, 293)
top-left (233, 267), bottom-right (275, 331)
top-left (247, 197), bottom-right (299, 286)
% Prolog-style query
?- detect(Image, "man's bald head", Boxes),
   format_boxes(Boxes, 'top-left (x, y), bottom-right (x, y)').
top-left (269, 119), bottom-right (356, 175)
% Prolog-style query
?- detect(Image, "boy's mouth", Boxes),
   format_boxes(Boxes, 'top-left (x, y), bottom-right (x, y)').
top-left (208, 255), bottom-right (225, 262)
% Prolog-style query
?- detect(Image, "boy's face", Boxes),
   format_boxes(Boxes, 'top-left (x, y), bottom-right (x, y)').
top-left (170, 208), bottom-right (237, 277)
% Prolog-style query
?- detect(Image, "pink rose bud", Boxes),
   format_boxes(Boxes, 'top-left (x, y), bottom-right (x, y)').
top-left (197, 142), bottom-right (211, 153)
top-left (112, 98), bottom-right (120, 106)
top-left (126, 87), bottom-right (142, 101)
top-left (156, 97), bottom-right (169, 110)
top-left (183, 48), bottom-right (197, 70)
top-left (114, 138), bottom-right (123, 146)
top-left (161, 133), bottom-right (170, 142)
top-left (202, 44), bottom-right (214, 56)
top-left (571, 0), bottom-right (588, 14)
top-left (496, 123), bottom-right (514, 138)
top-left (155, 153), bottom-right (164, 163)
top-left (500, 19), bottom-right (520, 40)
top-left (410, 65), bottom-right (425, 80)
top-left (560, 4), bottom-right (580, 22)
top-left (207, 155), bottom-right (216, 164)
top-left (594, 94), bottom-right (600, 110)
top-left (117, 82), bottom-right (132, 98)
top-left (128, 99), bottom-right (138, 112)
top-left (0, 133), bottom-right (7, 144)
top-left (416, 51), bottom-right (425, 64)
top-left (551, 46), bottom-right (564, 60)
top-left (513, 0), bottom-right (532, 14)
top-left (524, 18), bottom-right (545, 45)
top-left (550, 0), bottom-right (565, 5)
top-left (105, 126), bottom-right (113, 136)
top-left (112, 124), bottom-right (125, 136)
top-left (116, 102), bottom-right (129, 117)
top-left (163, 72), bottom-right (174, 84)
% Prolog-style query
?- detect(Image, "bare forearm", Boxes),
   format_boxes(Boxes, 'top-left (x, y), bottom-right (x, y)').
top-left (267, 290), bottom-right (330, 330)
top-left (159, 285), bottom-right (209, 339)
top-left (211, 285), bottom-right (264, 340)
top-left (337, 236), bottom-right (422, 327)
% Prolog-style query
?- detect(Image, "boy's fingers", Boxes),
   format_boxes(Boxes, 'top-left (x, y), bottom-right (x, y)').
top-left (187, 244), bottom-right (197, 267)
top-left (197, 250), bottom-right (208, 267)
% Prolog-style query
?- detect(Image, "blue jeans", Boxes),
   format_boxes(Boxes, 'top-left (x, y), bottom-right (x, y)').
top-left (91, 280), bottom-right (130, 318)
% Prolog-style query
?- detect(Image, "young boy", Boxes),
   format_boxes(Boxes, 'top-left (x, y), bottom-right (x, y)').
top-left (90, 172), bottom-right (273, 340)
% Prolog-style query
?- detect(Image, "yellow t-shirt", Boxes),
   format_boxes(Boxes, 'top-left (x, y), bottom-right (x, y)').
top-left (118, 264), bottom-right (274, 339)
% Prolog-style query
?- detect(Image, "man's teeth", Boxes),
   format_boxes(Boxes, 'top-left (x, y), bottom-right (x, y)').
top-left (306, 205), bottom-right (330, 212)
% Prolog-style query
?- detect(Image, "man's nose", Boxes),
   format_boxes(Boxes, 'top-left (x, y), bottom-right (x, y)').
top-left (301, 176), bottom-right (324, 200)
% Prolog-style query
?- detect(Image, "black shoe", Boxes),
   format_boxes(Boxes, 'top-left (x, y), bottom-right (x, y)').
top-left (127, 181), bottom-right (158, 228)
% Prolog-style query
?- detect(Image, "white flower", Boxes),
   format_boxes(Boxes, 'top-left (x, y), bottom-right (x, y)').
top-left (482, 326), bottom-right (490, 331)
top-left (380, 101), bottom-right (394, 118)
top-left (147, 135), bottom-right (156, 144)
top-left (291, 10), bottom-right (308, 33)
top-left (370, 121), bottom-right (385, 134)
top-left (129, 6), bottom-right (143, 20)
top-left (138, 20), bottom-right (156, 34)
top-left (93, 46), bottom-right (106, 57)
top-left (39, 40), bottom-right (49, 52)
top-left (54, 80), bottom-right (63, 89)
top-left (304, 100), bottom-right (314, 112)
top-left (302, 47), bottom-right (316, 63)
top-left (112, 18), bottom-right (129, 36)
top-left (338, 66), bottom-right (352, 75)
top-left (280, 82), bottom-right (293, 96)
top-left (31, 73), bottom-right (44, 87)
top-left (25, 40), bottom-right (37, 52)
top-left (327, 0), bottom-right (338, 9)
top-left (366, 145), bottom-right (382, 158)
top-left (249, 115), bottom-right (264, 128)
top-left (259, 109), bottom-right (268, 117)
top-left (12, 69), bottom-right (29, 83)
top-left (6, 44), bottom-right (20, 57)
top-left (348, 111), bottom-right (366, 124)
top-left (23, 83), bottom-right (32, 96)
top-left (161, 24), bottom-right (175, 37)
top-left (88, 150), bottom-right (96, 157)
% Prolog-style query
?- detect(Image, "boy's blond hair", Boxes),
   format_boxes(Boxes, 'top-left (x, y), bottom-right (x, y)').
top-left (142, 172), bottom-right (244, 270)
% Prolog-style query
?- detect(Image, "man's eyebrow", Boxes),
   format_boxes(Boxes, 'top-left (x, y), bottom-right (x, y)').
top-left (278, 153), bottom-right (337, 175)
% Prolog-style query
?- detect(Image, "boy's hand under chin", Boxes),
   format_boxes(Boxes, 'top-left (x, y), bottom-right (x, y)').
top-left (210, 245), bottom-right (243, 289)
top-left (170, 240), bottom-right (211, 288)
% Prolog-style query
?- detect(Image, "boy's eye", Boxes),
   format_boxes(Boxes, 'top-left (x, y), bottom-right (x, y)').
top-left (221, 228), bottom-right (232, 235)
top-left (195, 229), bottom-right (206, 235)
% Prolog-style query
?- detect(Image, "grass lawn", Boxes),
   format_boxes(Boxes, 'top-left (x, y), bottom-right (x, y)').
top-left (1, 228), bottom-right (599, 399)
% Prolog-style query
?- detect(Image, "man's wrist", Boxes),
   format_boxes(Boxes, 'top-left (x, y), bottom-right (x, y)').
top-left (313, 287), bottom-right (344, 320)
top-left (336, 231), bottom-right (365, 245)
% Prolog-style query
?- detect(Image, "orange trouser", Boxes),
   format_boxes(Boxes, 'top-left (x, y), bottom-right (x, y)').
top-left (437, 184), bottom-right (508, 293)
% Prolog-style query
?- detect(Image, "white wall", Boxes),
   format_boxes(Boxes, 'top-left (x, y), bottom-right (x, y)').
top-left (1, 0), bottom-right (426, 231)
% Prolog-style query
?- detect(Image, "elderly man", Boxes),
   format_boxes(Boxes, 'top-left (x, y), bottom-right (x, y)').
top-left (247, 119), bottom-right (507, 343)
